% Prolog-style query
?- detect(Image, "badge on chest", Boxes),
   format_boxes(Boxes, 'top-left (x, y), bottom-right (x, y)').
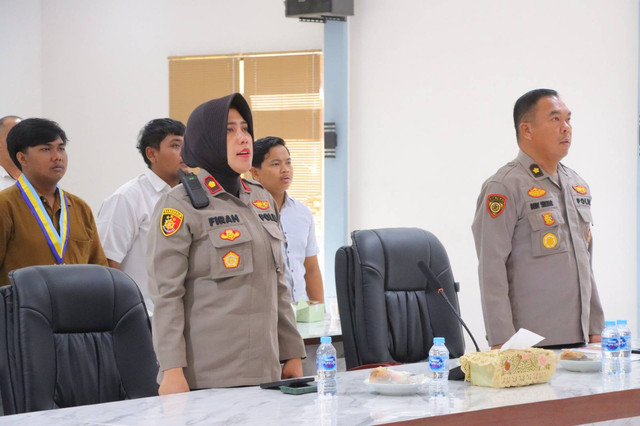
top-left (219, 228), bottom-right (241, 241)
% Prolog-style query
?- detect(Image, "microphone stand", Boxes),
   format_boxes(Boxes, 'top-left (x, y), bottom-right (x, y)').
top-left (417, 261), bottom-right (480, 352)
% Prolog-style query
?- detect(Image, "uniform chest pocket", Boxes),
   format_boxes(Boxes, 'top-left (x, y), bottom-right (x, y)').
top-left (573, 199), bottom-right (593, 247)
top-left (208, 225), bottom-right (254, 279)
top-left (261, 222), bottom-right (286, 265)
top-left (572, 194), bottom-right (593, 224)
top-left (527, 208), bottom-right (568, 257)
top-left (262, 222), bottom-right (285, 241)
top-left (576, 206), bottom-right (592, 224)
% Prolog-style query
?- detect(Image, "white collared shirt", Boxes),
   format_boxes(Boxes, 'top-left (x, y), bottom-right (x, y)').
top-left (279, 193), bottom-right (319, 302)
top-left (0, 165), bottom-right (16, 191)
top-left (97, 169), bottom-right (171, 311)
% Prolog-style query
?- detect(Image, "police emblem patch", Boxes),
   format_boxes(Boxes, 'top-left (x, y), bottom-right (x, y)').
top-left (542, 212), bottom-right (555, 226)
top-left (542, 232), bottom-right (558, 249)
top-left (222, 251), bottom-right (240, 269)
top-left (204, 175), bottom-right (222, 195)
top-left (572, 185), bottom-right (587, 195)
top-left (252, 200), bottom-right (270, 210)
top-left (220, 228), bottom-right (241, 241)
top-left (530, 164), bottom-right (544, 178)
top-left (528, 187), bottom-right (546, 198)
top-left (486, 194), bottom-right (507, 218)
top-left (161, 208), bottom-right (184, 237)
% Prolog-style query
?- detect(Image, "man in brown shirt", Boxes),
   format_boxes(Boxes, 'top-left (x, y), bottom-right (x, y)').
top-left (0, 118), bottom-right (107, 285)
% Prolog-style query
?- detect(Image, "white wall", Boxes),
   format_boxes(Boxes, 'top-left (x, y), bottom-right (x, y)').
top-left (38, 0), bottom-right (323, 210)
top-left (0, 0), bottom-right (42, 117)
top-left (349, 0), bottom-right (639, 349)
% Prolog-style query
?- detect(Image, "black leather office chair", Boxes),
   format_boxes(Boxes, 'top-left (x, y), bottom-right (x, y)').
top-left (0, 265), bottom-right (158, 414)
top-left (335, 228), bottom-right (465, 370)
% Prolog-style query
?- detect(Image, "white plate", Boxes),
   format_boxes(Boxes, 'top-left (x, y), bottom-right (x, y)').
top-left (559, 359), bottom-right (601, 372)
top-left (363, 377), bottom-right (427, 396)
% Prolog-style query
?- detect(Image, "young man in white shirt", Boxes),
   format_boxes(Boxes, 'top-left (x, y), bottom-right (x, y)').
top-left (250, 136), bottom-right (324, 303)
top-left (97, 118), bottom-right (186, 311)
top-left (0, 116), bottom-right (22, 190)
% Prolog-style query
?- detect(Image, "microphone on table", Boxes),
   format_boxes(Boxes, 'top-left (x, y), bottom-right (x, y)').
top-left (417, 260), bottom-right (480, 352)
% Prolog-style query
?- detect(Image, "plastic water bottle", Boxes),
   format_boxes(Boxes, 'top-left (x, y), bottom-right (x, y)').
top-left (601, 321), bottom-right (620, 375)
top-left (316, 336), bottom-right (337, 397)
top-left (617, 319), bottom-right (632, 374)
top-left (428, 337), bottom-right (449, 396)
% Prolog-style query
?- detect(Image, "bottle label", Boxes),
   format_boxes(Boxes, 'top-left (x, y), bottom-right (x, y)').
top-left (429, 356), bottom-right (448, 372)
top-left (603, 337), bottom-right (619, 351)
top-left (318, 355), bottom-right (337, 371)
top-left (620, 336), bottom-right (630, 351)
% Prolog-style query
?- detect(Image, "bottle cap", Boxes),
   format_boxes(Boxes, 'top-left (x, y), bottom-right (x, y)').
top-left (433, 337), bottom-right (445, 345)
top-left (320, 336), bottom-right (332, 344)
top-left (605, 320), bottom-right (615, 326)
top-left (617, 319), bottom-right (627, 325)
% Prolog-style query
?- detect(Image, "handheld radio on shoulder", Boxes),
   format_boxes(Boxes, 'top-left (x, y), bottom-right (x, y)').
top-left (178, 169), bottom-right (209, 209)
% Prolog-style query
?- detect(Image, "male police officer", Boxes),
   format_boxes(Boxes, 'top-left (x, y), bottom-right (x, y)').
top-left (471, 89), bottom-right (604, 348)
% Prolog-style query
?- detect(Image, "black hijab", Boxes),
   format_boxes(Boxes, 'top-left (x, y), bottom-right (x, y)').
top-left (182, 93), bottom-right (254, 196)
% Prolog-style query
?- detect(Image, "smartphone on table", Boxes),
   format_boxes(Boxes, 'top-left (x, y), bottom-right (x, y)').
top-left (259, 376), bottom-right (317, 395)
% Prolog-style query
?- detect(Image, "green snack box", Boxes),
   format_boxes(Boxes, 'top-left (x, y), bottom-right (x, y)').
top-left (294, 299), bottom-right (325, 323)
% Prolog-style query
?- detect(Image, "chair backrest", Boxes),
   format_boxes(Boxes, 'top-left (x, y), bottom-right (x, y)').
top-left (335, 228), bottom-right (465, 370)
top-left (0, 265), bottom-right (158, 414)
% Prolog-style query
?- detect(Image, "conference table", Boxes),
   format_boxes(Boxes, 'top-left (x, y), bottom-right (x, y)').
top-left (2, 358), bottom-right (639, 425)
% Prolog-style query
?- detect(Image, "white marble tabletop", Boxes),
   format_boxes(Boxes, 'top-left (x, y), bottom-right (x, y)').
top-left (2, 359), bottom-right (639, 425)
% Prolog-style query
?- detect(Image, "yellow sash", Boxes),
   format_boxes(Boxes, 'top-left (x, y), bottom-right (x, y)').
top-left (16, 175), bottom-right (69, 264)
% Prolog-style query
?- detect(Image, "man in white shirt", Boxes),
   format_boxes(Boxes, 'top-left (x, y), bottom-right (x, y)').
top-left (251, 136), bottom-right (324, 303)
top-left (97, 118), bottom-right (186, 311)
top-left (0, 116), bottom-right (22, 190)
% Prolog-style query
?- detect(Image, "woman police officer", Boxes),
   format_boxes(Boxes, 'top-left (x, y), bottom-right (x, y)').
top-left (147, 93), bottom-right (305, 394)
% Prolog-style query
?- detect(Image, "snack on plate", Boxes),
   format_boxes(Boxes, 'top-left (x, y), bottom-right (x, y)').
top-left (368, 367), bottom-right (412, 384)
top-left (560, 349), bottom-right (599, 361)
top-left (459, 348), bottom-right (557, 388)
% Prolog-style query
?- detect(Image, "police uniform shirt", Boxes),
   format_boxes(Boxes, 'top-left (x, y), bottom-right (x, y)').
top-left (471, 150), bottom-right (605, 347)
top-left (147, 169), bottom-right (305, 389)
top-left (0, 184), bottom-right (108, 285)
top-left (97, 168), bottom-right (171, 311)
top-left (0, 166), bottom-right (15, 191)
top-left (280, 193), bottom-right (320, 302)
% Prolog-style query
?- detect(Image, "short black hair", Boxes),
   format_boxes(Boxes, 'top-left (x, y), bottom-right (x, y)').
top-left (137, 118), bottom-right (185, 167)
top-left (252, 136), bottom-right (289, 168)
top-left (513, 89), bottom-right (559, 138)
top-left (7, 118), bottom-right (68, 171)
